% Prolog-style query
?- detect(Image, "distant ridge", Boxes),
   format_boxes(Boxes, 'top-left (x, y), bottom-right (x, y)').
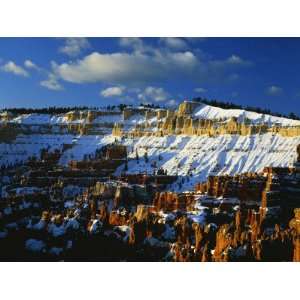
top-left (2, 97), bottom-right (300, 123)
top-left (193, 97), bottom-right (300, 121)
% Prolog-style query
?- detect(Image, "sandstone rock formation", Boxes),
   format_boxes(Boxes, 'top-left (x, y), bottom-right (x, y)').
top-left (112, 101), bottom-right (300, 139)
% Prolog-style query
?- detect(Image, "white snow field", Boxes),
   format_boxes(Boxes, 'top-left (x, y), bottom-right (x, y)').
top-left (0, 134), bottom-right (116, 167)
top-left (0, 134), bottom-right (73, 166)
top-left (58, 134), bottom-right (116, 165)
top-left (4, 112), bottom-right (123, 125)
top-left (192, 102), bottom-right (300, 126)
top-left (115, 134), bottom-right (300, 191)
top-left (8, 114), bottom-right (68, 125)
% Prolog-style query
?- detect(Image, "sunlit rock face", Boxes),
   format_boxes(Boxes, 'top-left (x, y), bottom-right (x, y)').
top-left (2, 101), bottom-right (300, 142)
top-left (177, 101), bottom-right (200, 116)
top-left (111, 101), bottom-right (300, 139)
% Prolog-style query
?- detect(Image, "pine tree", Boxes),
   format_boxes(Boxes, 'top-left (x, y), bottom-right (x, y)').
top-left (144, 151), bottom-right (149, 163)
top-left (135, 149), bottom-right (139, 161)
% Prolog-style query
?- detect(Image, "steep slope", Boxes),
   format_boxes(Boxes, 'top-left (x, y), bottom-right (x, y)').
top-left (114, 133), bottom-right (300, 191)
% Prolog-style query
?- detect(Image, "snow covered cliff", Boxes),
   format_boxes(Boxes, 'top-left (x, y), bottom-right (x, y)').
top-left (1, 101), bottom-right (300, 190)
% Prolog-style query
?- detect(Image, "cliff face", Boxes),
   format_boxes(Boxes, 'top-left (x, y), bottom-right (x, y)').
top-left (195, 161), bottom-right (300, 221)
top-left (115, 113), bottom-right (300, 138)
top-left (177, 101), bottom-right (200, 116)
top-left (64, 110), bottom-right (121, 123)
top-left (153, 192), bottom-right (194, 212)
top-left (195, 173), bottom-right (266, 205)
top-left (0, 109), bottom-right (124, 137)
top-left (112, 102), bottom-right (300, 138)
top-left (3, 101), bottom-right (300, 139)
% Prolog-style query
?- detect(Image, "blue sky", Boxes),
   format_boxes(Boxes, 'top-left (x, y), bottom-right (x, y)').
top-left (0, 37), bottom-right (300, 115)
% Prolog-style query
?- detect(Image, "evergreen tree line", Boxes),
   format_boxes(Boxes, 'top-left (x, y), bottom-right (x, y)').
top-left (2, 97), bottom-right (299, 120)
top-left (1, 102), bottom-right (161, 115)
top-left (2, 106), bottom-right (90, 114)
top-left (1, 104), bottom-right (127, 114)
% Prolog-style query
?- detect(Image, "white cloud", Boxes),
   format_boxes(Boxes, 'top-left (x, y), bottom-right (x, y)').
top-left (40, 73), bottom-right (63, 91)
top-left (59, 38), bottom-right (90, 57)
top-left (99, 85), bottom-right (174, 105)
top-left (24, 59), bottom-right (39, 70)
top-left (138, 86), bottom-right (170, 103)
top-left (209, 55), bottom-right (251, 70)
top-left (266, 85), bottom-right (283, 96)
top-left (159, 37), bottom-right (188, 50)
top-left (51, 39), bottom-right (252, 94)
top-left (1, 61), bottom-right (29, 77)
top-left (119, 38), bottom-right (159, 56)
top-left (119, 38), bottom-right (145, 51)
top-left (167, 99), bottom-right (179, 107)
top-left (227, 55), bottom-right (245, 64)
top-left (23, 59), bottom-right (62, 91)
top-left (194, 87), bottom-right (206, 93)
top-left (100, 86), bottom-right (125, 98)
top-left (52, 50), bottom-right (199, 85)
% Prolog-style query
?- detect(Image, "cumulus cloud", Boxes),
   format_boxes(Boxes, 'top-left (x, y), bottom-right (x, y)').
top-left (49, 38), bottom-right (252, 102)
top-left (159, 37), bottom-right (189, 50)
top-left (40, 73), bottom-right (63, 91)
top-left (52, 50), bottom-right (200, 85)
top-left (100, 86), bottom-right (125, 98)
top-left (119, 37), bottom-right (145, 52)
top-left (209, 55), bottom-right (251, 71)
top-left (99, 85), bottom-right (175, 105)
top-left (24, 59), bottom-right (39, 70)
top-left (227, 55), bottom-right (248, 65)
top-left (1, 61), bottom-right (29, 77)
top-left (266, 85), bottom-right (283, 96)
top-left (194, 87), bottom-right (207, 93)
top-left (137, 86), bottom-right (170, 103)
top-left (59, 38), bottom-right (91, 57)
